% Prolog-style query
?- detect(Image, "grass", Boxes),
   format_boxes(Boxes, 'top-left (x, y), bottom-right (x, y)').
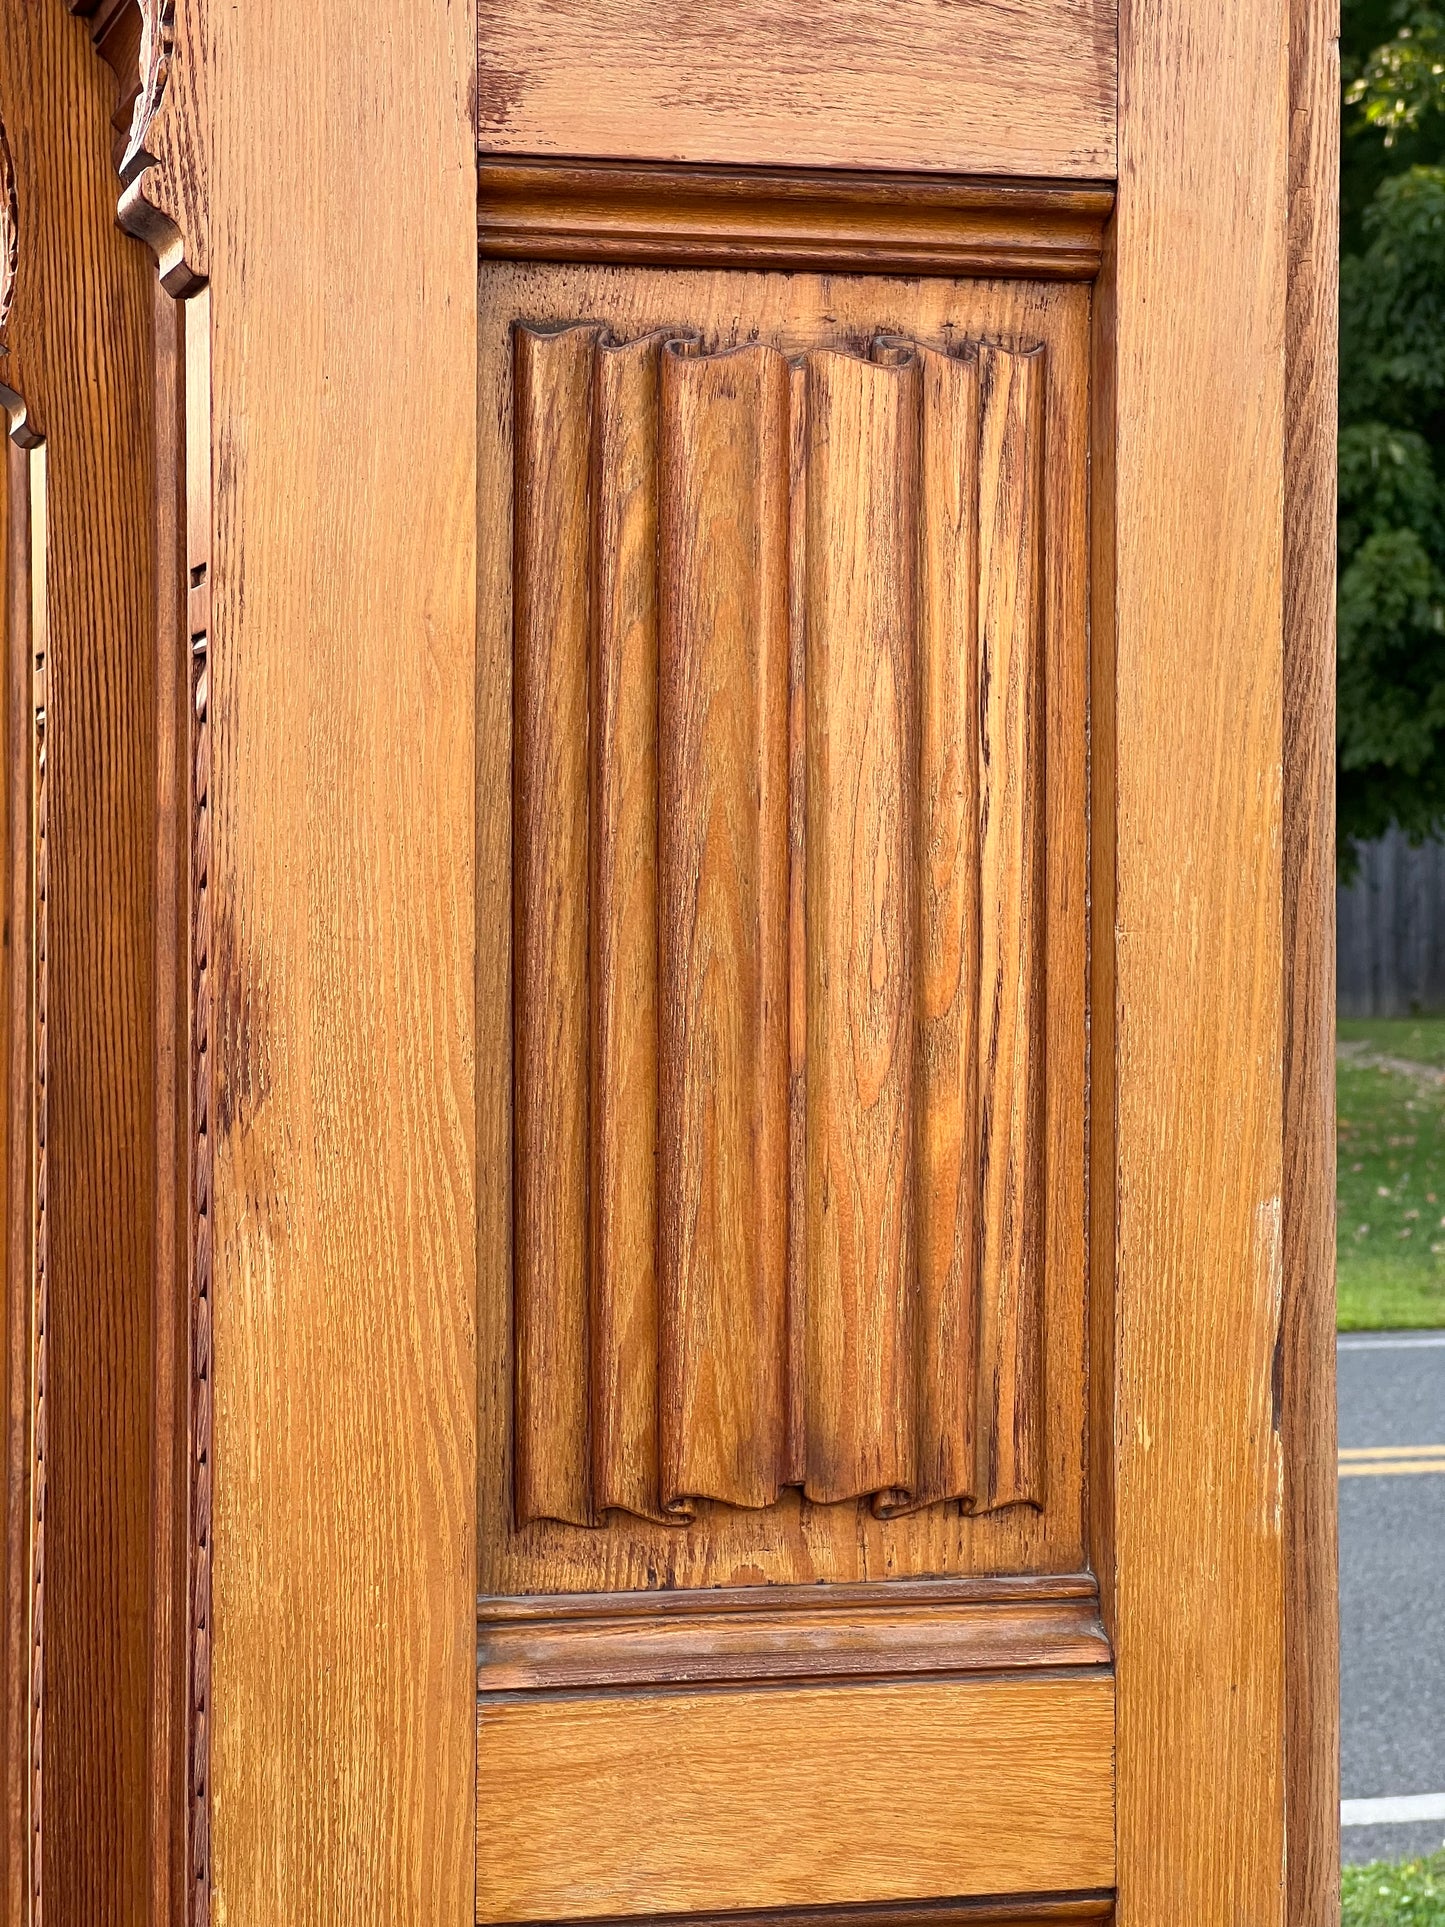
top-left (1337, 1019), bottom-right (1445, 1329)
top-left (1343, 1851), bottom-right (1445, 1925)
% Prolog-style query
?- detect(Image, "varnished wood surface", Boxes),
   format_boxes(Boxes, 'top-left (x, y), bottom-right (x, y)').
top-left (206, 1), bottom-right (479, 1923)
top-left (477, 0), bottom-right (1117, 180)
top-left (477, 162), bottom-right (1115, 281)
top-left (475, 1673), bottom-right (1116, 1922)
top-left (494, 1901), bottom-right (1114, 1927)
top-left (1282, 0), bottom-right (1341, 1916)
top-left (0, 10), bottom-right (164, 1920)
top-left (1110, 3), bottom-right (1290, 1920)
top-left (482, 267), bottom-right (1089, 1593)
top-left (1, 431), bottom-right (33, 1927)
top-left (475, 1573), bottom-right (1110, 1692)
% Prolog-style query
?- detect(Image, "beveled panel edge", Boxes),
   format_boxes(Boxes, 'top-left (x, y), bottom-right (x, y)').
top-left (494, 1896), bottom-right (1114, 1927)
top-left (478, 159), bottom-right (1115, 281)
top-left (477, 1572), bottom-right (1110, 1694)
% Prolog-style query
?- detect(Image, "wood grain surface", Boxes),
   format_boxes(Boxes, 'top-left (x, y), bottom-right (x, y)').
top-left (1111, 2), bottom-right (1291, 1921)
top-left (206, 0), bottom-right (479, 1923)
top-left (477, 161), bottom-right (1115, 281)
top-left (513, 321), bottom-right (598, 1530)
top-left (477, 0), bottom-right (1117, 180)
top-left (475, 1571), bottom-right (1109, 1692)
top-left (480, 266), bottom-right (1089, 1596)
top-left (658, 338), bottom-right (793, 1515)
top-left (474, 1673), bottom-right (1116, 1922)
top-left (1282, 0), bottom-right (1341, 1915)
top-left (973, 345), bottom-right (1045, 1512)
top-left (0, 431), bottom-right (32, 1927)
top-left (0, 12), bottom-right (164, 1921)
top-left (804, 343), bottom-right (920, 1508)
top-left (590, 329), bottom-right (666, 1526)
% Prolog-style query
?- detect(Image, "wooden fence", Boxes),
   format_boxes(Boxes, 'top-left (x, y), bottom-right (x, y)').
top-left (1338, 825), bottom-right (1445, 1016)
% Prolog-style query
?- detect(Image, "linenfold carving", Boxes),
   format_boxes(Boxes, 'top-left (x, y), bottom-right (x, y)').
top-left (513, 323), bottom-right (1045, 1531)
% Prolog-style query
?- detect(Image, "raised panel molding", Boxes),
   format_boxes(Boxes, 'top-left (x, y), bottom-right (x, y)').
top-left (513, 322), bottom-right (1045, 1531)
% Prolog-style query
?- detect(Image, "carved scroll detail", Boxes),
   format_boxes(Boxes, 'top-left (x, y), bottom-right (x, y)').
top-left (0, 115), bottom-right (16, 341)
top-left (513, 324), bottom-right (1045, 1528)
top-left (120, 0), bottom-right (176, 185)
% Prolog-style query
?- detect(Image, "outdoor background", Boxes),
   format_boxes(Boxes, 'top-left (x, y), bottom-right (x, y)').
top-left (1335, 4), bottom-right (1445, 1915)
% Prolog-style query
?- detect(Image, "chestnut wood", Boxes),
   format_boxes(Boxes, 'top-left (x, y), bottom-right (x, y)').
top-left (475, 1574), bottom-right (1109, 1693)
top-left (474, 1674), bottom-right (1116, 1922)
top-left (478, 162), bottom-right (1115, 281)
top-left (476, 0), bottom-right (1117, 180)
top-left (483, 267), bottom-right (1090, 1593)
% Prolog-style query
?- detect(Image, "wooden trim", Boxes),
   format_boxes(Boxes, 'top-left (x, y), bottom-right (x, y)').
top-left (478, 160), bottom-right (1114, 281)
top-left (477, 1575), bottom-right (1110, 1694)
top-left (502, 1896), bottom-right (1114, 1927)
top-left (1282, 0), bottom-right (1341, 1918)
top-left (2, 430), bottom-right (34, 1927)
top-left (1110, 1), bottom-right (1291, 1918)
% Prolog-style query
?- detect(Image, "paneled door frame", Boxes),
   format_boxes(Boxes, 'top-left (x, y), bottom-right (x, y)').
top-left (0, 1), bottom-right (1336, 1923)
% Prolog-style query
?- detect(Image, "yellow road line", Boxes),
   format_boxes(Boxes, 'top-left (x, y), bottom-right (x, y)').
top-left (1339, 1459), bottom-right (1445, 1478)
top-left (1339, 1444), bottom-right (1445, 1460)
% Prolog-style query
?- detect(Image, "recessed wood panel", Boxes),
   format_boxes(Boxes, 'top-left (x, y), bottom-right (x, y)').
top-left (481, 266), bottom-right (1089, 1594)
top-left (474, 1673), bottom-right (1116, 1922)
top-left (476, 0), bottom-right (1117, 181)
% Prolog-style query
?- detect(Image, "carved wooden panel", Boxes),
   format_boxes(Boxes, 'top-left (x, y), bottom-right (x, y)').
top-left (480, 265), bottom-right (1088, 1594)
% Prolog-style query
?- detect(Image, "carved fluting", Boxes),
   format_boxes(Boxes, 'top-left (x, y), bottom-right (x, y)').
top-left (512, 324), bottom-right (1045, 1527)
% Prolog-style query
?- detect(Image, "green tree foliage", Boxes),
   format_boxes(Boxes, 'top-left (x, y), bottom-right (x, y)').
top-left (1340, 3), bottom-right (1445, 870)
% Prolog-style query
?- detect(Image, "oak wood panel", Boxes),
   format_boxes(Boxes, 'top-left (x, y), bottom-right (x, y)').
top-left (1, 430), bottom-right (33, 1927)
top-left (658, 339), bottom-right (793, 1516)
top-left (590, 330), bottom-right (665, 1526)
top-left (206, 0), bottom-right (478, 1922)
top-left (513, 321), bottom-right (597, 1530)
top-left (479, 265), bottom-right (1090, 1595)
top-left (475, 1573), bottom-right (1110, 1692)
top-left (1111, 3), bottom-right (1290, 1920)
top-left (974, 346), bottom-right (1045, 1512)
top-left (477, 162), bottom-right (1115, 281)
top-left (913, 344), bottom-right (980, 1513)
top-left (474, 1674), bottom-right (1116, 1922)
top-left (1282, 0), bottom-right (1341, 1916)
top-left (507, 1904), bottom-right (1115, 1927)
top-left (477, 0), bottom-right (1117, 180)
top-left (0, 12), bottom-right (164, 1919)
top-left (804, 345), bottom-right (919, 1508)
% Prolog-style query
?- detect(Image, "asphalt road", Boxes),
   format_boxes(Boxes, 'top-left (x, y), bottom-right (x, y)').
top-left (1340, 1332), bottom-right (1445, 1865)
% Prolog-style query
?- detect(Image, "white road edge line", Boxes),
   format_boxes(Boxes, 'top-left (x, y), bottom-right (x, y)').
top-left (1342, 1793), bottom-right (1445, 1826)
top-left (1338, 1335), bottom-right (1445, 1351)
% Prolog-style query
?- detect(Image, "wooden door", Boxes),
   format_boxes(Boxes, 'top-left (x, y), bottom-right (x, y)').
top-left (0, 1), bottom-right (1337, 1924)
